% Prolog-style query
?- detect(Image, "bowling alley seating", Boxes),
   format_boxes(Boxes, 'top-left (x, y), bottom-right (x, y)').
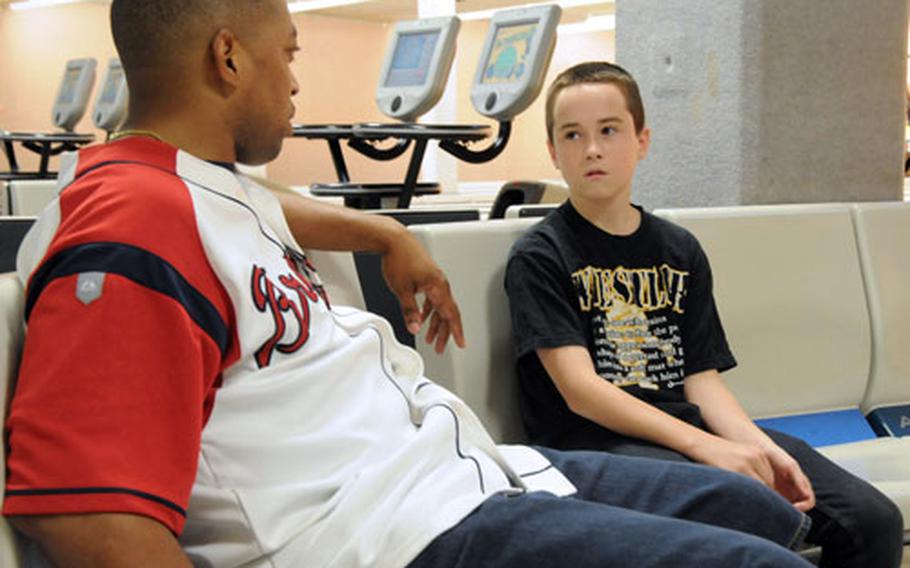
top-left (0, 271), bottom-right (25, 564)
top-left (2, 200), bottom-right (908, 565)
top-left (407, 202), bottom-right (910, 533)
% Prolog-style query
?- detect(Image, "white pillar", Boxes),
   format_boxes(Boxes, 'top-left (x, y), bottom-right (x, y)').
top-left (617, 0), bottom-right (906, 207)
top-left (417, 0), bottom-right (459, 195)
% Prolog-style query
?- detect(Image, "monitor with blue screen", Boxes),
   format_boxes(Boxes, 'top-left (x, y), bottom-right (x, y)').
top-left (471, 5), bottom-right (560, 121)
top-left (385, 31), bottom-right (440, 88)
top-left (481, 22), bottom-right (538, 85)
top-left (375, 16), bottom-right (460, 121)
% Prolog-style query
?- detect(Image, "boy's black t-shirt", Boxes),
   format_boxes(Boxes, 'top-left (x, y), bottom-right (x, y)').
top-left (505, 201), bottom-right (736, 449)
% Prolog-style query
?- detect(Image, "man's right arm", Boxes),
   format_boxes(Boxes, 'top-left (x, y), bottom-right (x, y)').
top-left (5, 164), bottom-right (223, 564)
top-left (10, 513), bottom-right (191, 567)
top-left (266, 185), bottom-right (465, 353)
top-left (537, 345), bottom-right (775, 488)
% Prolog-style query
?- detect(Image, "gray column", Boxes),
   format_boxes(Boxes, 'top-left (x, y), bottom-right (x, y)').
top-left (616, 1), bottom-right (907, 209)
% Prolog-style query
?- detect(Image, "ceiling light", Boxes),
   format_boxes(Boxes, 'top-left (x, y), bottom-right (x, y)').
top-left (459, 0), bottom-right (612, 22)
top-left (288, 0), bottom-right (370, 13)
top-left (9, 0), bottom-right (108, 11)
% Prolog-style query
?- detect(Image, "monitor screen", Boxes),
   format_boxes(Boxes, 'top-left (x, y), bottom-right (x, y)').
top-left (57, 67), bottom-right (83, 104)
top-left (100, 67), bottom-right (123, 104)
top-left (384, 30), bottom-right (440, 88)
top-left (481, 21), bottom-right (538, 84)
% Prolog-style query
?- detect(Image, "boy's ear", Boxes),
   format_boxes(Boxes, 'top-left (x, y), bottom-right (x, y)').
top-left (637, 127), bottom-right (651, 160)
top-left (547, 139), bottom-right (560, 170)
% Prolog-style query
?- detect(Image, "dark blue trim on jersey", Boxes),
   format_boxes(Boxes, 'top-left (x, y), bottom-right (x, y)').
top-left (5, 486), bottom-right (186, 517)
top-left (25, 242), bottom-right (229, 355)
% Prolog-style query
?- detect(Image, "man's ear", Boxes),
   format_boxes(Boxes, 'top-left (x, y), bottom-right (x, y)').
top-left (211, 28), bottom-right (242, 89)
top-left (547, 138), bottom-right (560, 170)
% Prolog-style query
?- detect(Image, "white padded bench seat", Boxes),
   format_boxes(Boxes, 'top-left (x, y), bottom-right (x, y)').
top-left (818, 437), bottom-right (910, 532)
top-left (408, 207), bottom-right (909, 531)
top-left (0, 272), bottom-right (26, 565)
top-left (411, 218), bottom-right (539, 443)
top-left (656, 204), bottom-right (875, 444)
top-left (852, 202), bottom-right (910, 436)
top-left (6, 180), bottom-right (57, 217)
top-left (657, 203), bottom-right (908, 529)
top-left (410, 206), bottom-right (876, 441)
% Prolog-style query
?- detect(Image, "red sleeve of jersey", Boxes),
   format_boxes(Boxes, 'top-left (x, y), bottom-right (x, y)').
top-left (3, 143), bottom-right (237, 535)
top-left (4, 274), bottom-right (223, 532)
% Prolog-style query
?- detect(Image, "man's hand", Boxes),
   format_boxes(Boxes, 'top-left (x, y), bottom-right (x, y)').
top-left (381, 230), bottom-right (465, 354)
top-left (268, 188), bottom-right (465, 353)
top-left (763, 443), bottom-right (816, 512)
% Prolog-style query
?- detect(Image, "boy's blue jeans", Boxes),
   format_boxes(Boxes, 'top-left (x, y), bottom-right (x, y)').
top-left (409, 448), bottom-right (813, 568)
top-left (580, 429), bottom-right (904, 568)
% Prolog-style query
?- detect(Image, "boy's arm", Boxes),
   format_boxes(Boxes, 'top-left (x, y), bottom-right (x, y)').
top-left (538, 345), bottom-right (778, 487)
top-left (10, 513), bottom-right (192, 568)
top-left (684, 370), bottom-right (815, 511)
top-left (269, 188), bottom-right (464, 353)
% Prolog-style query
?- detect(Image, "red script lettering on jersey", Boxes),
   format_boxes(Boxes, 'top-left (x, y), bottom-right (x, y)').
top-left (251, 264), bottom-right (321, 368)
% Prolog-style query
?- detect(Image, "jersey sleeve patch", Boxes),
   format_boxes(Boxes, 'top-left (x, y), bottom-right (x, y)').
top-left (25, 241), bottom-right (229, 355)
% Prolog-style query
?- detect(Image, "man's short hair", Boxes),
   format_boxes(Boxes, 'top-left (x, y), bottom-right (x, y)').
top-left (110, 0), bottom-right (262, 72)
top-left (545, 61), bottom-right (646, 140)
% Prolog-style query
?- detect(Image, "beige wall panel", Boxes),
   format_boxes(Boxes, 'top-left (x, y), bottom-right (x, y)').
top-left (0, 6), bottom-right (617, 191)
top-left (0, 4), bottom-right (116, 172)
top-left (271, 14), bottom-right (406, 187)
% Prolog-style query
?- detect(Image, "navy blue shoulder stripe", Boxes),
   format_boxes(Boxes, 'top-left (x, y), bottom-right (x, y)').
top-left (26, 242), bottom-right (229, 355)
top-left (5, 486), bottom-right (186, 517)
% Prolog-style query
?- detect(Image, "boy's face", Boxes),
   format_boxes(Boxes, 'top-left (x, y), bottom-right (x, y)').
top-left (547, 82), bottom-right (649, 205)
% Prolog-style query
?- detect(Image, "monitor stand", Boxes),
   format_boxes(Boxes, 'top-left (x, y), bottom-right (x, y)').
top-left (291, 121), bottom-right (510, 209)
top-left (1, 130), bottom-right (95, 181)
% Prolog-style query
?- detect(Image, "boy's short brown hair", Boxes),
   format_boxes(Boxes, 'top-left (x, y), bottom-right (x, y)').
top-left (545, 61), bottom-right (646, 140)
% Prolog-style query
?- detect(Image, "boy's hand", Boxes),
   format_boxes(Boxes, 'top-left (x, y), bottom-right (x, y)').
top-left (763, 444), bottom-right (816, 512)
top-left (690, 436), bottom-right (776, 488)
top-left (693, 436), bottom-right (815, 512)
top-left (381, 231), bottom-right (465, 354)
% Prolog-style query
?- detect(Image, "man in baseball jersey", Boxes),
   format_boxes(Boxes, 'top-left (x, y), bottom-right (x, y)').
top-left (3, 1), bottom-right (816, 566)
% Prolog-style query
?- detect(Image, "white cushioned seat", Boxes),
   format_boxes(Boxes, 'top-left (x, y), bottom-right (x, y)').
top-left (409, 205), bottom-right (907, 531)
top-left (411, 218), bottom-right (539, 443)
top-left (0, 272), bottom-right (26, 565)
top-left (656, 204), bottom-right (871, 423)
top-left (851, 203), bottom-right (910, 422)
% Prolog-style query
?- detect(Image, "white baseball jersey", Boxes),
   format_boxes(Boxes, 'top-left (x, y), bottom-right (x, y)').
top-left (6, 137), bottom-right (573, 567)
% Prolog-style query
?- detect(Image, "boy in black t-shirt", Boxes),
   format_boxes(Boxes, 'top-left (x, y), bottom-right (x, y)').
top-left (505, 61), bottom-right (903, 568)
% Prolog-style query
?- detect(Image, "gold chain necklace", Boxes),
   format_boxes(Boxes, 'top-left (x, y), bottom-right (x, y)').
top-left (109, 129), bottom-right (164, 142)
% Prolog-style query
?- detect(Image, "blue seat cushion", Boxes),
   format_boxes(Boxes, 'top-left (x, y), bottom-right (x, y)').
top-left (754, 408), bottom-right (878, 447)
